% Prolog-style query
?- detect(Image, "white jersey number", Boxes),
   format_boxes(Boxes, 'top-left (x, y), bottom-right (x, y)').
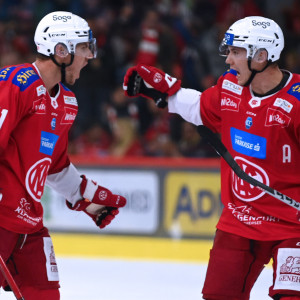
top-left (0, 109), bottom-right (8, 129)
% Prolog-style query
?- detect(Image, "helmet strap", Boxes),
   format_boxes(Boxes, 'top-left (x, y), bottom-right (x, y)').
top-left (50, 54), bottom-right (75, 83)
top-left (244, 57), bottom-right (272, 86)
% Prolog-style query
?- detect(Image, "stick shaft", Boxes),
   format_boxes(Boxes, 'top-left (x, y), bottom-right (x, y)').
top-left (197, 125), bottom-right (300, 211)
top-left (0, 255), bottom-right (24, 300)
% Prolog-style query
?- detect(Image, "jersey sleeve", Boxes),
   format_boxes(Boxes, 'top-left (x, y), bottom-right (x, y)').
top-left (46, 163), bottom-right (82, 204)
top-left (200, 83), bottom-right (222, 133)
top-left (168, 88), bottom-right (203, 125)
top-left (168, 76), bottom-right (223, 133)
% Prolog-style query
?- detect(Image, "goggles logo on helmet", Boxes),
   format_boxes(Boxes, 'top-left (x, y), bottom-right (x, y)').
top-left (52, 15), bottom-right (71, 22)
top-left (251, 20), bottom-right (271, 29)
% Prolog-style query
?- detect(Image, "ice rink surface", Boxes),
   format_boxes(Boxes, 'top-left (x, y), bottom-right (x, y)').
top-left (0, 256), bottom-right (273, 300)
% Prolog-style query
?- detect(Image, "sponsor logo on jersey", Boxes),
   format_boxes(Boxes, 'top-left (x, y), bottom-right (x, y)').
top-left (222, 79), bottom-right (243, 95)
top-left (15, 198), bottom-right (42, 225)
top-left (265, 108), bottom-right (291, 128)
top-left (31, 98), bottom-right (46, 114)
top-left (274, 248), bottom-right (300, 292)
top-left (0, 66), bottom-right (17, 81)
top-left (36, 85), bottom-right (46, 96)
top-left (221, 92), bottom-right (241, 111)
top-left (245, 117), bottom-right (253, 129)
top-left (63, 95), bottom-right (78, 106)
top-left (248, 98), bottom-right (261, 108)
top-left (287, 83), bottom-right (300, 101)
top-left (61, 107), bottom-right (77, 124)
top-left (51, 118), bottom-right (56, 130)
top-left (39, 131), bottom-right (59, 156)
top-left (25, 158), bottom-right (51, 202)
top-left (231, 156), bottom-right (270, 201)
top-left (246, 111), bottom-right (256, 117)
top-left (228, 203), bottom-right (279, 225)
top-left (12, 68), bottom-right (39, 91)
top-left (231, 128), bottom-right (267, 159)
top-left (273, 98), bottom-right (293, 113)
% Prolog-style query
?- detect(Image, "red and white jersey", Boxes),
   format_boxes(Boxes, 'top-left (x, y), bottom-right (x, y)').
top-left (0, 63), bottom-right (78, 234)
top-left (169, 69), bottom-right (300, 240)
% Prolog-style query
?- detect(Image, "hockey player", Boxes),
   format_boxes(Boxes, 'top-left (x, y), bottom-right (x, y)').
top-left (123, 16), bottom-right (300, 300)
top-left (0, 11), bottom-right (126, 300)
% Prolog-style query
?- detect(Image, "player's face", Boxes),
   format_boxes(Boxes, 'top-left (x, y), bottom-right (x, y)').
top-left (65, 42), bottom-right (94, 85)
top-left (225, 46), bottom-right (251, 86)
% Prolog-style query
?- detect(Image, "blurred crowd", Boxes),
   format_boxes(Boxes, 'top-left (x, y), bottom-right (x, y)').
top-left (0, 0), bottom-right (300, 158)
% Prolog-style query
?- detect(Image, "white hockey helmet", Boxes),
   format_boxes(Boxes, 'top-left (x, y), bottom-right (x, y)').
top-left (34, 11), bottom-right (97, 58)
top-left (219, 16), bottom-right (284, 62)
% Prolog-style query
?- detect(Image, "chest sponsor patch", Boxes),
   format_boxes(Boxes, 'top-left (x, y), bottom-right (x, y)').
top-left (273, 98), bottom-right (293, 113)
top-left (63, 95), bottom-right (78, 106)
top-left (231, 156), bottom-right (269, 201)
top-left (222, 79), bottom-right (243, 95)
top-left (31, 97), bottom-right (46, 114)
top-left (265, 108), bottom-right (291, 128)
top-left (36, 85), bottom-right (46, 96)
top-left (221, 92), bottom-right (241, 111)
top-left (231, 128), bottom-right (267, 159)
top-left (40, 131), bottom-right (59, 156)
top-left (287, 83), bottom-right (300, 101)
top-left (61, 107), bottom-right (77, 124)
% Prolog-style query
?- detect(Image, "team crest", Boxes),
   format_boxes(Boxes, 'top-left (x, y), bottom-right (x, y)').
top-left (248, 98), bottom-right (261, 108)
top-left (231, 156), bottom-right (269, 201)
top-left (25, 158), bottom-right (51, 202)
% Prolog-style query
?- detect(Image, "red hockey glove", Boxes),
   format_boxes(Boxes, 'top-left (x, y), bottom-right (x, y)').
top-left (66, 175), bottom-right (126, 229)
top-left (123, 64), bottom-right (181, 108)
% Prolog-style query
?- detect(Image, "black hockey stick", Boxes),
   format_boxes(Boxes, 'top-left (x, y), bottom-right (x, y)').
top-left (197, 125), bottom-right (300, 211)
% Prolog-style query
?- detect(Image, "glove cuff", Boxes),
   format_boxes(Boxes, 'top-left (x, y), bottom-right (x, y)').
top-left (80, 175), bottom-right (98, 200)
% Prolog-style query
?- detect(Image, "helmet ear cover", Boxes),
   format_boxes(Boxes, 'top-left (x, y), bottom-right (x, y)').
top-left (54, 43), bottom-right (69, 58)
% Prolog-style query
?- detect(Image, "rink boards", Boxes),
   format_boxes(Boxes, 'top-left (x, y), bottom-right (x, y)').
top-left (51, 233), bottom-right (213, 263)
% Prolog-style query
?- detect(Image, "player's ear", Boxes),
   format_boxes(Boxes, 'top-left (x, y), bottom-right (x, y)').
top-left (54, 43), bottom-right (69, 58)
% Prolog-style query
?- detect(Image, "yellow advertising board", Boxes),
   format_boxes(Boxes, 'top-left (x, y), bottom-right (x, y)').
top-left (164, 171), bottom-right (221, 237)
